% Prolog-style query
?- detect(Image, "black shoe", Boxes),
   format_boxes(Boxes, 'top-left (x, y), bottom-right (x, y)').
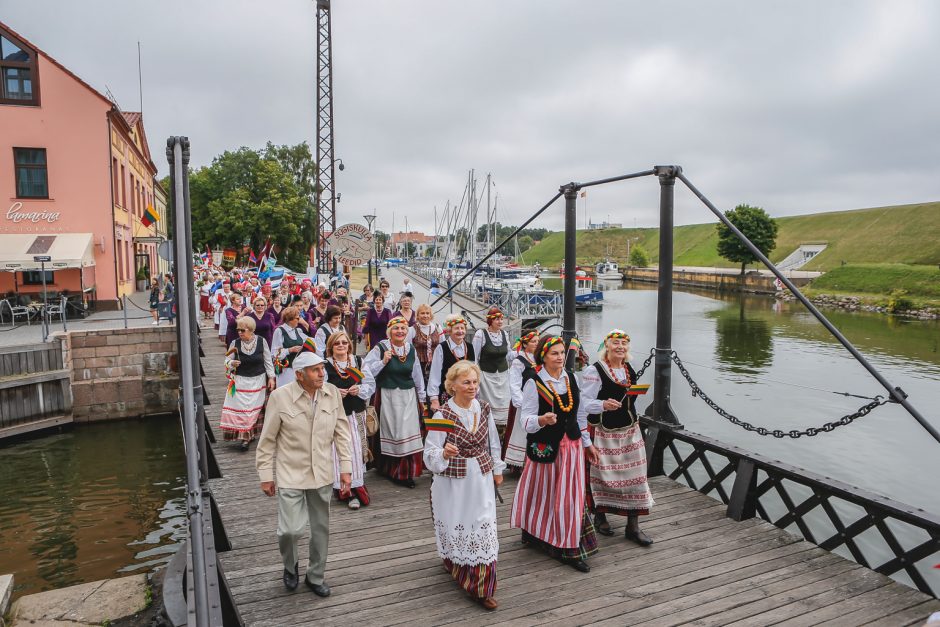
top-left (560, 557), bottom-right (591, 573)
top-left (240, 440), bottom-right (250, 452)
top-left (595, 515), bottom-right (614, 536)
top-left (305, 578), bottom-right (331, 597)
top-left (625, 529), bottom-right (653, 546)
top-left (405, 479), bottom-right (416, 488)
top-left (283, 563), bottom-right (299, 591)
top-left (520, 530), bottom-right (533, 545)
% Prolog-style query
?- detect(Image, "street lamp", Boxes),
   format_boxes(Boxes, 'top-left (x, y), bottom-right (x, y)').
top-left (336, 158), bottom-right (345, 171)
top-left (363, 213), bottom-right (376, 285)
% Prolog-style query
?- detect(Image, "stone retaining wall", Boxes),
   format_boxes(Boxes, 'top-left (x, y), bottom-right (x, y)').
top-left (62, 327), bottom-right (179, 422)
top-left (623, 267), bottom-right (815, 294)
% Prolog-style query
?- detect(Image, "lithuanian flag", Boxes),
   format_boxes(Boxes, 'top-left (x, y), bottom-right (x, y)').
top-left (627, 384), bottom-right (650, 395)
top-left (141, 205), bottom-right (159, 227)
top-left (303, 337), bottom-right (318, 353)
top-left (424, 417), bottom-right (456, 433)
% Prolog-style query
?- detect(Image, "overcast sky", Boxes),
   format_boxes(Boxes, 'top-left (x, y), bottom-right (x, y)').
top-left (5, 1), bottom-right (940, 234)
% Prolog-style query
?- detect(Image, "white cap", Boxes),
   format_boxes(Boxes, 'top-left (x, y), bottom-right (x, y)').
top-left (293, 351), bottom-right (324, 371)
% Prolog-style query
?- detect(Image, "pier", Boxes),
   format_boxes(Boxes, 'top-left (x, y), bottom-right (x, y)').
top-left (197, 332), bottom-right (940, 626)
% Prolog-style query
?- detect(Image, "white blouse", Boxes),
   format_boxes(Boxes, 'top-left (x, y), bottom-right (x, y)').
top-left (270, 324), bottom-right (309, 360)
top-left (423, 398), bottom-right (506, 476)
top-left (427, 339), bottom-right (471, 399)
top-left (363, 340), bottom-right (427, 402)
top-left (520, 368), bottom-right (592, 448)
top-left (508, 352), bottom-right (536, 409)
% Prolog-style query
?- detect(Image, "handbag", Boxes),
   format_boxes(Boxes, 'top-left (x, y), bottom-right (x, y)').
top-left (365, 406), bottom-right (379, 436)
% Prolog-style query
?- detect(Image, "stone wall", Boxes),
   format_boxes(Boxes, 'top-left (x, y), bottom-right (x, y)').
top-left (622, 267), bottom-right (815, 294)
top-left (62, 327), bottom-right (179, 422)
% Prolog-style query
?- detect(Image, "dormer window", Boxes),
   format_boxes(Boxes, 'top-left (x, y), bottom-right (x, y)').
top-left (1, 29), bottom-right (39, 106)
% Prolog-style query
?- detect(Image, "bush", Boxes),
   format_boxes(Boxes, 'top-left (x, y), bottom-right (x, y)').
top-left (886, 289), bottom-right (914, 313)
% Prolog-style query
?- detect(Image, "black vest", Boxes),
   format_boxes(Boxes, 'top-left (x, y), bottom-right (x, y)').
top-left (526, 372), bottom-right (581, 464)
top-left (440, 341), bottom-right (475, 381)
top-left (479, 330), bottom-right (509, 373)
top-left (324, 356), bottom-right (367, 414)
top-left (234, 338), bottom-right (266, 378)
top-left (586, 362), bottom-right (639, 430)
top-left (515, 354), bottom-right (538, 393)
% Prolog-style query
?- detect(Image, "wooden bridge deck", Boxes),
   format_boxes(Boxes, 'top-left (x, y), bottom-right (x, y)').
top-left (200, 331), bottom-right (940, 627)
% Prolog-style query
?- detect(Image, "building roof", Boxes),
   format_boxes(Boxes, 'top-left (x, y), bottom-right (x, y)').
top-left (390, 231), bottom-right (435, 245)
top-left (0, 19), bottom-right (113, 108)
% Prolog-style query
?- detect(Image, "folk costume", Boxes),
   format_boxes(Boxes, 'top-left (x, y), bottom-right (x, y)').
top-left (364, 323), bottom-right (428, 484)
top-left (581, 359), bottom-right (654, 520)
top-left (220, 334), bottom-right (274, 444)
top-left (313, 321), bottom-right (345, 356)
top-left (363, 305), bottom-right (392, 349)
top-left (472, 326), bottom-right (513, 427)
top-left (247, 309), bottom-right (277, 348)
top-left (213, 287), bottom-right (230, 331)
top-left (408, 321), bottom-right (443, 388)
top-left (223, 306), bottom-right (243, 347)
top-left (510, 361), bottom-right (598, 563)
top-left (325, 355), bottom-right (375, 506)
top-left (504, 341), bottom-right (538, 468)
top-left (424, 399), bottom-right (505, 602)
top-left (427, 336), bottom-right (475, 406)
top-left (270, 324), bottom-right (310, 388)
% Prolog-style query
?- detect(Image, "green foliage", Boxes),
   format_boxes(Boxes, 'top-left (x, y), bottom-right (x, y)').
top-left (629, 243), bottom-right (650, 268)
top-left (886, 289), bottom-right (914, 313)
top-left (716, 204), bottom-right (779, 275)
top-left (189, 146), bottom-right (309, 270)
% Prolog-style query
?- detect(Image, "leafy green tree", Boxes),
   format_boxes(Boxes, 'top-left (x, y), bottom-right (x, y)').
top-left (263, 142), bottom-right (317, 263)
top-left (374, 231), bottom-right (390, 258)
top-left (716, 204), bottom-right (779, 275)
top-left (189, 147), bottom-right (307, 269)
top-left (629, 244), bottom-right (650, 268)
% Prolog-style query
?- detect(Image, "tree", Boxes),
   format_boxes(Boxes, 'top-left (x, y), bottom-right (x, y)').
top-left (374, 230), bottom-right (390, 258)
top-left (263, 142), bottom-right (317, 264)
top-left (629, 244), bottom-right (650, 268)
top-left (716, 204), bottom-right (779, 275)
top-left (189, 147), bottom-right (307, 269)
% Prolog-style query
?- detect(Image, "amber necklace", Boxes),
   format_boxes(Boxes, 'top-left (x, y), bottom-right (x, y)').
top-left (546, 371), bottom-right (574, 413)
top-left (604, 358), bottom-right (632, 388)
top-left (391, 342), bottom-right (409, 363)
top-left (332, 357), bottom-right (351, 379)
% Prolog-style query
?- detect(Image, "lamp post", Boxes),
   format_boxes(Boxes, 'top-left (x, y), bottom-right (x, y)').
top-left (363, 213), bottom-right (376, 286)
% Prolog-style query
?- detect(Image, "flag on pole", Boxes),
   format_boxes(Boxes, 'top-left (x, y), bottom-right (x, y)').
top-left (249, 249), bottom-right (257, 265)
top-left (141, 205), bottom-right (159, 227)
top-left (206, 245), bottom-right (213, 267)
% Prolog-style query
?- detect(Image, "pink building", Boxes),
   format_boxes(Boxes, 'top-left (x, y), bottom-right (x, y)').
top-left (0, 20), bottom-right (164, 310)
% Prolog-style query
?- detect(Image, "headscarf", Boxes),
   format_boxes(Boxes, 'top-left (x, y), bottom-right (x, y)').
top-left (539, 336), bottom-right (564, 360)
top-left (387, 315), bottom-right (408, 329)
top-left (512, 330), bottom-right (539, 352)
top-left (486, 307), bottom-right (503, 323)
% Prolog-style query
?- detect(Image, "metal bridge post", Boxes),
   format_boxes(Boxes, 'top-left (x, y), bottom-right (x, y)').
top-left (561, 184), bottom-right (578, 369)
top-left (647, 166), bottom-right (682, 426)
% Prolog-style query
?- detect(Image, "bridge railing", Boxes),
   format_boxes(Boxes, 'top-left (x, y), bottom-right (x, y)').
top-left (643, 417), bottom-right (940, 597)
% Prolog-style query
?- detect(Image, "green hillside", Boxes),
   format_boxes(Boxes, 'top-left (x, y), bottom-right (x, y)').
top-left (521, 201), bottom-right (940, 271)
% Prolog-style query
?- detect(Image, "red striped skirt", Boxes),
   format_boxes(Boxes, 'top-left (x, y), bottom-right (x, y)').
top-left (510, 435), bottom-right (587, 549)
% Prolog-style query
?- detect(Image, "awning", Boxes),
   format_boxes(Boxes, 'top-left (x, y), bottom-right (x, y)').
top-left (0, 233), bottom-right (96, 272)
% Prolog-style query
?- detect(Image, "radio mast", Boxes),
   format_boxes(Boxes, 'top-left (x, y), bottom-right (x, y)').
top-left (315, 0), bottom-right (337, 274)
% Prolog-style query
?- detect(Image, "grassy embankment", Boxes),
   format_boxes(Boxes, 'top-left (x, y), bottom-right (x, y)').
top-left (521, 201), bottom-right (940, 306)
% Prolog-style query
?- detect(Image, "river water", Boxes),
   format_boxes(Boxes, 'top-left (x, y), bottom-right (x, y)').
top-left (0, 417), bottom-right (186, 599)
top-left (0, 280), bottom-right (937, 598)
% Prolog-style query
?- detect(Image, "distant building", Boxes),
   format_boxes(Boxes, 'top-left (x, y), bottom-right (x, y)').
top-left (588, 221), bottom-right (623, 230)
top-left (0, 20), bottom-right (162, 308)
top-left (390, 231), bottom-right (436, 257)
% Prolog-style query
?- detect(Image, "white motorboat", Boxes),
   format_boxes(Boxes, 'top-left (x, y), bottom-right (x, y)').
top-left (595, 259), bottom-right (622, 280)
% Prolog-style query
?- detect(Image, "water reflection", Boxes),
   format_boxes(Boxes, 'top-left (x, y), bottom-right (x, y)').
top-left (709, 300), bottom-right (774, 377)
top-left (0, 417), bottom-right (186, 598)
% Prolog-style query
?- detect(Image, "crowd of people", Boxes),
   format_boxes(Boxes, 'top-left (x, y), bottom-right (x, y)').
top-left (196, 265), bottom-right (655, 609)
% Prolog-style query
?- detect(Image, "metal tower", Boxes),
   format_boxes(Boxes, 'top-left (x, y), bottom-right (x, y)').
top-left (315, 0), bottom-right (336, 273)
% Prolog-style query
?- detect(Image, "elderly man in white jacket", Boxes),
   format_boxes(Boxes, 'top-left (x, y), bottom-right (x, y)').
top-left (256, 351), bottom-right (352, 597)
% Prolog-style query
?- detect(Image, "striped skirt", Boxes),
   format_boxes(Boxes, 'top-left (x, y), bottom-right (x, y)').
top-left (443, 559), bottom-right (497, 600)
top-left (219, 374), bottom-right (266, 441)
top-left (511, 436), bottom-right (596, 552)
top-left (588, 424), bottom-right (654, 516)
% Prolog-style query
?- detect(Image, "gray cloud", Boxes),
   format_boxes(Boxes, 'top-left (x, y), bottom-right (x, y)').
top-left (5, 0), bottom-right (939, 234)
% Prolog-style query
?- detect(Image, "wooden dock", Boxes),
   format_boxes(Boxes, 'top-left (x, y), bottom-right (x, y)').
top-left (200, 330), bottom-right (940, 626)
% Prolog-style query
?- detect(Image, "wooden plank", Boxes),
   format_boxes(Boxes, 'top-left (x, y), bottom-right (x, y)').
top-left (0, 342), bottom-right (49, 355)
top-left (0, 414), bottom-right (72, 440)
top-left (0, 369), bottom-right (70, 390)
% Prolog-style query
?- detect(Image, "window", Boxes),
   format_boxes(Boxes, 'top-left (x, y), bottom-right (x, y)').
top-left (1, 31), bottom-right (39, 105)
top-left (120, 164), bottom-right (126, 207)
top-left (13, 148), bottom-right (48, 198)
top-left (22, 270), bottom-right (54, 285)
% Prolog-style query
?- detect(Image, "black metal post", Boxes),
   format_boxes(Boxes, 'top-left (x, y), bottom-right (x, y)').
top-left (167, 136), bottom-right (211, 627)
top-left (647, 166), bottom-right (682, 426)
top-left (561, 185), bottom-right (578, 369)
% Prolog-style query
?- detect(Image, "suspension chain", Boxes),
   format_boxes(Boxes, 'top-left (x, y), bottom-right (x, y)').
top-left (668, 350), bottom-right (889, 438)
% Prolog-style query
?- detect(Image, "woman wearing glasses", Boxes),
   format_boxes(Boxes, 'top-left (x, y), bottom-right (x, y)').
top-left (324, 330), bottom-right (375, 510)
top-left (221, 316), bottom-right (275, 451)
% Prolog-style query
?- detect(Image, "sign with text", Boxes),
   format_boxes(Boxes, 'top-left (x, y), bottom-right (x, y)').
top-left (326, 223), bottom-right (374, 266)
